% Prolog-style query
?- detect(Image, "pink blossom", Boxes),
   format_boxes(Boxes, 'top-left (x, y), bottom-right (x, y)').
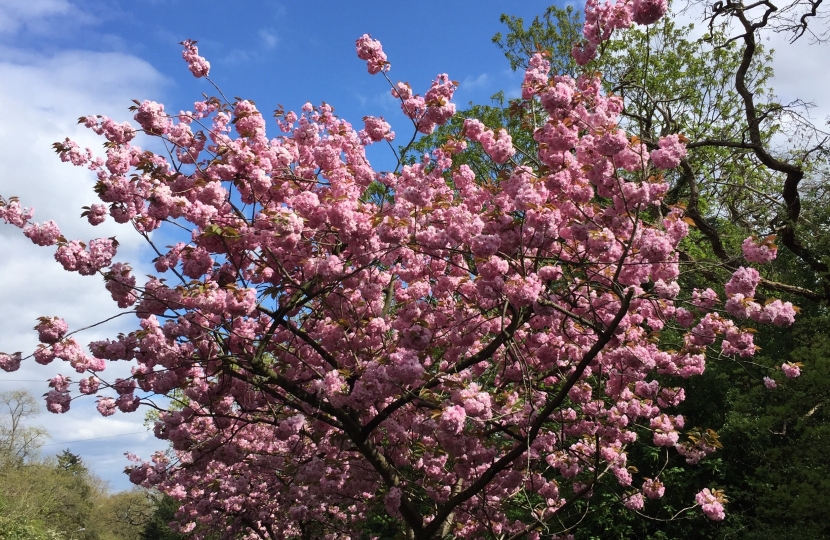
top-left (781, 362), bottom-right (801, 378)
top-left (233, 100), bottom-right (266, 138)
top-left (86, 204), bottom-right (108, 226)
top-left (36, 316), bottom-right (68, 344)
top-left (755, 299), bottom-right (796, 327)
top-left (0, 352), bottom-right (22, 372)
top-left (464, 119), bottom-right (515, 164)
top-left (568, 382), bottom-right (592, 404)
top-left (725, 266), bottom-right (760, 297)
top-left (538, 265), bottom-right (562, 281)
top-left (97, 117), bottom-right (136, 144)
top-left (614, 466), bottom-right (633, 486)
top-left (650, 414), bottom-right (680, 446)
top-left (45, 390), bottom-right (71, 413)
top-left (181, 39), bottom-right (210, 78)
top-left (23, 220), bottom-right (61, 246)
top-left (181, 248), bottom-right (213, 278)
top-left (623, 492), bottom-right (645, 510)
top-left (650, 134), bottom-right (687, 169)
top-left (105, 263), bottom-right (138, 308)
top-left (97, 397), bottom-right (117, 417)
top-left (572, 42), bottom-right (598, 65)
top-left (742, 235), bottom-right (778, 263)
top-left (391, 81), bottom-right (412, 100)
top-left (522, 54), bottom-right (551, 98)
top-left (440, 405), bottom-right (466, 435)
top-left (79, 376), bottom-right (100, 394)
top-left (638, 229), bottom-right (673, 262)
top-left (642, 478), bottom-right (665, 499)
top-left (504, 274), bottom-right (542, 307)
top-left (633, 0), bottom-right (668, 25)
top-left (695, 488), bottom-right (726, 521)
top-left (418, 74), bottom-right (457, 134)
top-left (361, 116), bottom-right (395, 143)
top-left (721, 326), bottom-right (757, 358)
top-left (596, 129), bottom-right (628, 156)
top-left (0, 199), bottom-right (34, 228)
top-left (653, 279), bottom-right (679, 299)
top-left (134, 100), bottom-right (171, 135)
top-left (55, 138), bottom-right (91, 166)
top-left (540, 82), bottom-right (574, 114)
top-left (692, 288), bottom-right (718, 309)
top-left (674, 307), bottom-right (695, 328)
top-left (355, 34), bottom-right (389, 74)
top-left (725, 293), bottom-right (761, 319)
top-left (763, 376), bottom-right (777, 390)
top-left (384, 487), bottom-right (403, 519)
top-left (34, 346), bottom-right (56, 365)
top-left (54, 238), bottom-right (117, 276)
top-left (276, 414), bottom-right (305, 441)
top-left (116, 394), bottom-right (141, 412)
top-left (470, 234), bottom-right (501, 257)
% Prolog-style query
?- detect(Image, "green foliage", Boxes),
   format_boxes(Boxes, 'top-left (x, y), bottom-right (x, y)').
top-left (492, 5), bottom-right (582, 75)
top-left (713, 314), bottom-right (830, 539)
top-left (140, 492), bottom-right (186, 540)
top-left (0, 391), bottom-right (155, 540)
top-left (0, 516), bottom-right (64, 540)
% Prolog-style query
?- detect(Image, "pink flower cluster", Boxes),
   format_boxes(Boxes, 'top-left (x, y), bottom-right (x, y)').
top-left (360, 116), bottom-right (395, 143)
top-left (632, 0), bottom-right (669, 25)
top-left (54, 238), bottom-right (117, 276)
top-left (574, 0), bottom-right (667, 64)
top-left (23, 220), bottom-right (61, 246)
top-left (723, 267), bottom-right (796, 326)
top-left (781, 362), bottom-right (801, 378)
top-left (695, 488), bottom-right (726, 521)
top-left (642, 477), bottom-right (665, 499)
top-left (36, 316), bottom-right (68, 344)
top-left (391, 75), bottom-right (457, 134)
top-left (0, 198), bottom-right (34, 228)
top-left (742, 235), bottom-right (778, 263)
top-left (355, 34), bottom-right (389, 74)
top-left (463, 119), bottom-right (516, 164)
top-left (650, 134), bottom-right (687, 169)
top-left (85, 204), bottom-right (108, 226)
top-left (0, 352), bottom-right (21, 372)
top-left (181, 39), bottom-right (210, 78)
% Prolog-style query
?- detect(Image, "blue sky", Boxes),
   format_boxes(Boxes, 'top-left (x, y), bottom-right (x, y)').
top-left (0, 0), bottom-right (571, 492)
top-left (1, 0), bottom-right (828, 493)
top-left (10, 0), bottom-right (563, 140)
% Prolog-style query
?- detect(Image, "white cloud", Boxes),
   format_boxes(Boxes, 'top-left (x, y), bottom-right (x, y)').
top-left (0, 44), bottom-right (170, 491)
top-left (260, 28), bottom-right (279, 50)
top-left (0, 0), bottom-right (91, 36)
top-left (769, 35), bottom-right (830, 125)
top-left (462, 73), bottom-right (491, 90)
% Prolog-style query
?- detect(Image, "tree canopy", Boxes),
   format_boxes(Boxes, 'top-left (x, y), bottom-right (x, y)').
top-left (1, 1), bottom-right (828, 539)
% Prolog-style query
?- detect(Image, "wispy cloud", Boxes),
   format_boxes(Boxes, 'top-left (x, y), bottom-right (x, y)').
top-left (0, 0), bottom-right (92, 36)
top-left (462, 73), bottom-right (491, 90)
top-left (260, 28), bottom-right (279, 50)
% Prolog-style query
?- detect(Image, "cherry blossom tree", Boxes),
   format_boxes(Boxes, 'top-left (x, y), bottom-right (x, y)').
top-left (0, 2), bottom-right (800, 538)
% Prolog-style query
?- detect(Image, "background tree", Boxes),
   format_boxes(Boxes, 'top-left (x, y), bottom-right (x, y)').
top-left (0, 390), bottom-right (156, 540)
top-left (0, 389), bottom-right (48, 465)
